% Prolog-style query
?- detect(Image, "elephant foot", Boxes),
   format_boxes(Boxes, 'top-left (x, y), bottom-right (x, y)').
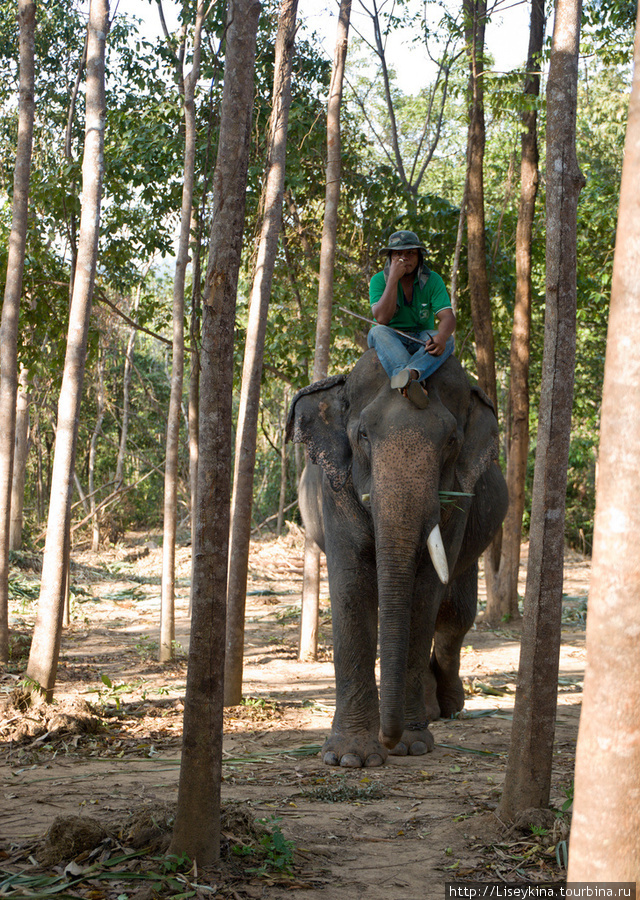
top-left (388, 724), bottom-right (435, 757)
top-left (437, 676), bottom-right (466, 719)
top-left (321, 732), bottom-right (388, 768)
top-left (424, 696), bottom-right (441, 722)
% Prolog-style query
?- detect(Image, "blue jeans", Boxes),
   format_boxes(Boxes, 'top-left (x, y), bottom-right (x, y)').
top-left (367, 325), bottom-right (455, 382)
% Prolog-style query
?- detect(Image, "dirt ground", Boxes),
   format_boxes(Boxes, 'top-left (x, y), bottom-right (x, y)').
top-left (0, 525), bottom-right (589, 899)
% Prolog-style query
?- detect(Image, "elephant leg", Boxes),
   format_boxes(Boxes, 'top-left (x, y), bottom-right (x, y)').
top-left (388, 574), bottom-right (443, 757)
top-left (430, 563), bottom-right (478, 718)
top-left (322, 529), bottom-right (387, 768)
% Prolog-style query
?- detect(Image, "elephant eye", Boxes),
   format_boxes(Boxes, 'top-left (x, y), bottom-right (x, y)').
top-left (358, 426), bottom-right (369, 444)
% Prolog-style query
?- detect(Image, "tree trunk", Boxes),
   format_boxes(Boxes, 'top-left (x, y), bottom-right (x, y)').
top-left (484, 0), bottom-right (545, 625)
top-left (169, 0), bottom-right (261, 865)
top-left (500, 0), bottom-right (584, 819)
top-left (64, 28), bottom-right (88, 295)
top-left (450, 176), bottom-right (468, 315)
top-left (463, 0), bottom-right (496, 409)
top-left (89, 348), bottom-right (105, 551)
top-left (299, 0), bottom-right (351, 662)
top-left (463, 0), bottom-right (501, 614)
top-left (313, 0), bottom-right (350, 380)
top-left (224, 0), bottom-right (298, 706)
top-left (568, 8), bottom-right (640, 875)
top-left (188, 226), bottom-right (201, 618)
top-left (9, 368), bottom-right (31, 551)
top-left (276, 385), bottom-right (290, 536)
top-left (0, 0), bottom-right (36, 662)
top-left (160, 2), bottom-right (206, 662)
top-left (115, 289), bottom-right (140, 490)
top-left (187, 78), bottom-right (219, 617)
top-left (26, 0), bottom-right (109, 700)
top-left (62, 535), bottom-right (70, 629)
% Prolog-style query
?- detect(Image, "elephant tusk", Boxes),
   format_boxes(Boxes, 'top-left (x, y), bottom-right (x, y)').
top-left (427, 525), bottom-right (449, 585)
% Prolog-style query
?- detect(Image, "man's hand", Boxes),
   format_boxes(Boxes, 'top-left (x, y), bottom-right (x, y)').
top-left (427, 309), bottom-right (455, 355)
top-left (388, 254), bottom-right (414, 281)
top-left (426, 332), bottom-right (447, 356)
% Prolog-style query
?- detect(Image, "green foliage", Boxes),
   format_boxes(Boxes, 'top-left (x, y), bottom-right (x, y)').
top-left (92, 674), bottom-right (132, 710)
top-left (0, 0), bottom-right (628, 553)
top-left (582, 0), bottom-right (637, 65)
top-left (0, 850), bottom-right (196, 899)
top-left (233, 816), bottom-right (296, 877)
top-left (561, 782), bottom-right (574, 813)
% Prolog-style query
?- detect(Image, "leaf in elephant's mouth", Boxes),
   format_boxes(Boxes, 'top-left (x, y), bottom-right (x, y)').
top-left (439, 490), bottom-right (474, 505)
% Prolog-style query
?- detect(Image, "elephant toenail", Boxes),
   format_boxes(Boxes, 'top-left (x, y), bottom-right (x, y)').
top-left (389, 742), bottom-right (408, 756)
top-left (340, 753), bottom-right (363, 768)
top-left (365, 753), bottom-right (385, 767)
top-left (408, 741), bottom-right (428, 755)
top-left (323, 751), bottom-right (340, 766)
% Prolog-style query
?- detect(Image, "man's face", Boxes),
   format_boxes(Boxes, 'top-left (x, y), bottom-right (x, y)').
top-left (391, 248), bottom-right (419, 273)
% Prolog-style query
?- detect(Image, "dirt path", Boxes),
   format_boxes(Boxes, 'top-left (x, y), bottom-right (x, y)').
top-left (0, 529), bottom-right (588, 898)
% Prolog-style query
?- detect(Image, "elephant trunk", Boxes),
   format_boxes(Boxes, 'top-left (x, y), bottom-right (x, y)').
top-left (376, 551), bottom-right (415, 748)
top-left (369, 431), bottom-right (447, 749)
top-left (375, 518), bottom-right (447, 750)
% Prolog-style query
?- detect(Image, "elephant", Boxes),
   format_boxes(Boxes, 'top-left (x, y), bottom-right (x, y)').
top-left (286, 349), bottom-right (508, 768)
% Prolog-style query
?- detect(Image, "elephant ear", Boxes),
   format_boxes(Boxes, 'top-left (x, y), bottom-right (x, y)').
top-left (455, 385), bottom-right (501, 493)
top-left (286, 374), bottom-right (351, 491)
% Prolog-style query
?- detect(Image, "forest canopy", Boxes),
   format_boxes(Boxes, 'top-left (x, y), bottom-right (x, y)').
top-left (0, 0), bottom-right (634, 555)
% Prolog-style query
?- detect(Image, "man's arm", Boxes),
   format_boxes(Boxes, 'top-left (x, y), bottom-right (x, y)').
top-left (427, 307), bottom-right (456, 356)
top-left (370, 256), bottom-right (411, 324)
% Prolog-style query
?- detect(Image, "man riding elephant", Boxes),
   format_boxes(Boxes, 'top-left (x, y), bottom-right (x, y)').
top-left (368, 230), bottom-right (456, 409)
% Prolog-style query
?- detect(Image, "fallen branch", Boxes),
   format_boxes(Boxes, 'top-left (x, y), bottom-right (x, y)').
top-left (251, 500), bottom-right (297, 535)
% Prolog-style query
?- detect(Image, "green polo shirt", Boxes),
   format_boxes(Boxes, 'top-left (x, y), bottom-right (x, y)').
top-left (369, 264), bottom-right (452, 332)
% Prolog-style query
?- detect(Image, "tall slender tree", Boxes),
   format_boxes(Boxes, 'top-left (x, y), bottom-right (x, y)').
top-left (225, 0), bottom-right (299, 706)
top-left (0, 0), bottom-right (36, 663)
top-left (462, 0), bottom-right (496, 408)
top-left (26, 0), bottom-right (109, 699)
top-left (298, 0), bottom-right (351, 662)
top-left (485, 0), bottom-right (545, 624)
top-left (568, 6), bottom-right (640, 875)
top-left (160, 0), bottom-right (206, 662)
top-left (500, 0), bottom-right (584, 818)
top-left (462, 0), bottom-right (502, 617)
top-left (88, 346), bottom-right (105, 551)
top-left (114, 289), bottom-right (141, 491)
top-left (9, 368), bottom-right (30, 551)
top-left (169, 0), bottom-right (262, 864)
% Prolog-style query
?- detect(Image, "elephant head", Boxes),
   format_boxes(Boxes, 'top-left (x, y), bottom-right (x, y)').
top-left (287, 350), bottom-right (503, 752)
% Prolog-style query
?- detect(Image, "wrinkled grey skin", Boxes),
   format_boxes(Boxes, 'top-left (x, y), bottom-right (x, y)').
top-left (286, 350), bottom-right (508, 768)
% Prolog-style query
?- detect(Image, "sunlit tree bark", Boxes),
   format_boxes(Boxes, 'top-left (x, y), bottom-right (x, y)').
top-left (568, 5), bottom-right (640, 878)
top-left (500, 0), bottom-right (584, 818)
top-left (0, 0), bottom-right (36, 662)
top-left (26, 0), bottom-right (109, 699)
